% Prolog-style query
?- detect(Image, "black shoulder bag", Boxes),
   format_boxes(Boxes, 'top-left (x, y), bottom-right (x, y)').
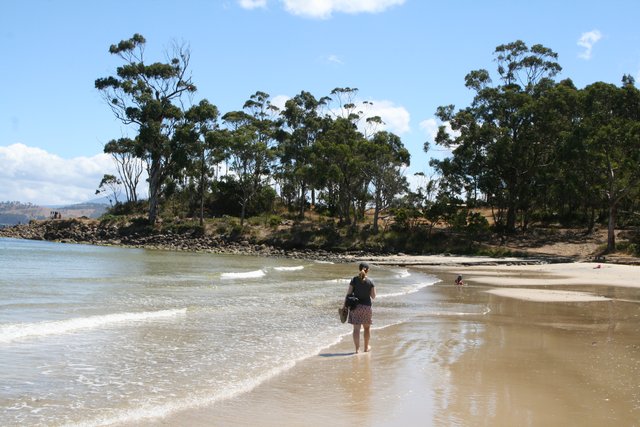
top-left (345, 293), bottom-right (359, 309)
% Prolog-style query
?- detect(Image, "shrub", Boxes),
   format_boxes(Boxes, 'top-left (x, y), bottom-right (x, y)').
top-left (164, 221), bottom-right (205, 237)
top-left (107, 200), bottom-right (148, 216)
top-left (268, 214), bottom-right (281, 228)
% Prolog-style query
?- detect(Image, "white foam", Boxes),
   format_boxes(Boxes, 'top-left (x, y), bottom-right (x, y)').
top-left (0, 309), bottom-right (187, 344)
top-left (486, 288), bottom-right (610, 302)
top-left (428, 307), bottom-right (492, 316)
top-left (64, 342), bottom-right (341, 427)
top-left (273, 266), bottom-right (304, 271)
top-left (395, 269), bottom-right (411, 278)
top-left (325, 278), bottom-right (351, 284)
top-left (220, 270), bottom-right (266, 279)
top-left (379, 280), bottom-right (437, 298)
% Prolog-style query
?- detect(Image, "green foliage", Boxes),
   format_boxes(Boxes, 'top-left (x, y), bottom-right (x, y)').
top-left (209, 178), bottom-right (275, 218)
top-left (213, 216), bottom-right (241, 235)
top-left (162, 219), bottom-right (205, 237)
top-left (389, 206), bottom-right (421, 231)
top-left (99, 215), bottom-right (153, 236)
top-left (434, 40), bottom-right (562, 232)
top-left (451, 210), bottom-right (491, 239)
top-left (96, 34), bottom-right (197, 223)
top-left (106, 200), bottom-right (148, 216)
top-left (267, 214), bottom-right (282, 228)
top-left (91, 36), bottom-right (640, 247)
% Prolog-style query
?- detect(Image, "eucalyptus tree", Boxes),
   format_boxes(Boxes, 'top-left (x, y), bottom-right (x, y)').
top-left (95, 174), bottom-right (122, 206)
top-left (183, 99), bottom-right (223, 225)
top-left (95, 34), bottom-right (197, 223)
top-left (313, 87), bottom-right (380, 226)
top-left (278, 91), bottom-right (325, 218)
top-left (434, 41), bottom-right (562, 232)
top-left (535, 79), bottom-right (595, 226)
top-left (314, 116), bottom-right (369, 225)
top-left (103, 137), bottom-right (144, 203)
top-left (580, 77), bottom-right (640, 251)
top-left (222, 92), bottom-right (279, 225)
top-left (366, 131), bottom-right (410, 233)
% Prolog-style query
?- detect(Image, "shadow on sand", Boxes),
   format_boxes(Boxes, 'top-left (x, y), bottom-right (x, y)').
top-left (318, 352), bottom-right (356, 357)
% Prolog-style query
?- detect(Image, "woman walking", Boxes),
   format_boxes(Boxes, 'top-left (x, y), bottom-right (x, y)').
top-left (345, 262), bottom-right (376, 353)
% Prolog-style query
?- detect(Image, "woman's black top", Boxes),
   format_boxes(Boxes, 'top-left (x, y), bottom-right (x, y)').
top-left (350, 276), bottom-right (375, 306)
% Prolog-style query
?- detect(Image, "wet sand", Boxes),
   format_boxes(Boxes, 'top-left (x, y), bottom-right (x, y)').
top-left (141, 261), bottom-right (640, 427)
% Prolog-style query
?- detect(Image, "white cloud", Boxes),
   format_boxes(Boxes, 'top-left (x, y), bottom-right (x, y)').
top-left (0, 143), bottom-right (119, 206)
top-left (282, 0), bottom-right (405, 19)
top-left (578, 30), bottom-right (602, 60)
top-left (420, 117), bottom-right (459, 144)
top-left (327, 54), bottom-right (343, 64)
top-left (420, 118), bottom-right (439, 142)
top-left (363, 100), bottom-right (410, 135)
top-left (325, 99), bottom-right (410, 135)
top-left (238, 0), bottom-right (267, 10)
top-left (270, 94), bottom-right (290, 111)
top-left (270, 95), bottom-right (408, 135)
top-left (238, 0), bottom-right (405, 18)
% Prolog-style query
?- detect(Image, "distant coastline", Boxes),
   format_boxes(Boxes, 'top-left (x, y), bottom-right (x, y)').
top-left (0, 201), bottom-right (107, 227)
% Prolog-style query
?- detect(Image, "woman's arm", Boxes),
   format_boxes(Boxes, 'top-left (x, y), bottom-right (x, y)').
top-left (346, 284), bottom-right (354, 297)
top-left (343, 284), bottom-right (354, 308)
top-left (370, 284), bottom-right (376, 300)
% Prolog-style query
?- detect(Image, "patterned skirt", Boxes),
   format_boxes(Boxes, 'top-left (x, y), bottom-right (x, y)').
top-left (348, 304), bottom-right (372, 325)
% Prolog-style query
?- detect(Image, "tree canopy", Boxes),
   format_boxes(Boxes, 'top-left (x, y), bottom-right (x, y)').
top-left (96, 35), bottom-right (640, 254)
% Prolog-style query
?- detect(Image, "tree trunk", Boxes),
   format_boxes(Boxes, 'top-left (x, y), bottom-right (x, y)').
top-left (607, 202), bottom-right (616, 253)
top-left (298, 183), bottom-right (306, 219)
top-left (240, 201), bottom-right (247, 226)
top-left (199, 152), bottom-right (205, 226)
top-left (147, 160), bottom-right (162, 224)
top-left (199, 178), bottom-right (205, 227)
top-left (373, 189), bottom-right (381, 234)
top-left (506, 204), bottom-right (517, 233)
top-left (587, 207), bottom-right (595, 234)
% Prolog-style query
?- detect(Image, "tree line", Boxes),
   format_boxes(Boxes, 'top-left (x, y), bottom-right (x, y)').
top-left (95, 34), bottom-right (409, 234)
top-left (431, 41), bottom-right (640, 252)
top-left (95, 35), bottom-right (640, 253)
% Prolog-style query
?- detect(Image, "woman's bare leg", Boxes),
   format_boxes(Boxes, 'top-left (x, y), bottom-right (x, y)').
top-left (352, 324), bottom-right (361, 353)
top-left (363, 325), bottom-right (371, 352)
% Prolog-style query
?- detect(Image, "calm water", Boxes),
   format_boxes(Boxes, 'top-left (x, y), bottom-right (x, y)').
top-left (0, 238), bottom-right (440, 426)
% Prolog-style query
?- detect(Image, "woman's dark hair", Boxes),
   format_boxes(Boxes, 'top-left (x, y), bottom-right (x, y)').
top-left (358, 263), bottom-right (369, 280)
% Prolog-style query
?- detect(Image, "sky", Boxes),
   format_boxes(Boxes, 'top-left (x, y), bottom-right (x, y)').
top-left (1, 0), bottom-right (639, 206)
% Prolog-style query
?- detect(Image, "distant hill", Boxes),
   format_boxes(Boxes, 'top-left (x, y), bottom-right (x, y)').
top-left (0, 201), bottom-right (107, 227)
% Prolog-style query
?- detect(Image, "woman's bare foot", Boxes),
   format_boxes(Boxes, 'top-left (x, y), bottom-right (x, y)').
top-left (364, 346), bottom-right (371, 352)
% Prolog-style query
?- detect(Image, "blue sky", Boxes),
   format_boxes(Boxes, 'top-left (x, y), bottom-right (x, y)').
top-left (1, 0), bottom-right (639, 206)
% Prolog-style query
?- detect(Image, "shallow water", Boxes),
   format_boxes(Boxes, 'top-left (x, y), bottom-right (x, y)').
top-left (155, 271), bottom-right (640, 427)
top-left (0, 238), bottom-right (438, 426)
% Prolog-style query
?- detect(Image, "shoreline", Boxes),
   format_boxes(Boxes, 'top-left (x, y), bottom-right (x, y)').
top-left (4, 232), bottom-right (639, 425)
top-left (8, 218), bottom-right (640, 266)
top-left (142, 261), bottom-right (639, 426)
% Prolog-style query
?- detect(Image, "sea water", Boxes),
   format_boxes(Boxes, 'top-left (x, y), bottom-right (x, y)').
top-left (0, 237), bottom-right (439, 426)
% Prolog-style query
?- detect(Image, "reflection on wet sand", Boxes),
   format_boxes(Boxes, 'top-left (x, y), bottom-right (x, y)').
top-left (431, 289), bottom-right (639, 427)
top-left (149, 266), bottom-right (639, 427)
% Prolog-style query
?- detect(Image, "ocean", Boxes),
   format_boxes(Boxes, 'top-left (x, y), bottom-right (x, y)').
top-left (0, 237), bottom-right (440, 426)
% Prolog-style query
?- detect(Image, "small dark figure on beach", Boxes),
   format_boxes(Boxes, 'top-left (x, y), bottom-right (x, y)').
top-left (344, 262), bottom-right (376, 353)
top-left (455, 275), bottom-right (464, 286)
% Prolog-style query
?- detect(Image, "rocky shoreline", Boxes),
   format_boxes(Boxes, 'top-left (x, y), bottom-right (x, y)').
top-left (0, 219), bottom-right (378, 263)
top-left (0, 218), bottom-right (583, 266)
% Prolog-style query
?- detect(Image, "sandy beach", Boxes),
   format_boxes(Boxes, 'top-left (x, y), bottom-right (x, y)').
top-left (140, 258), bottom-right (640, 427)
